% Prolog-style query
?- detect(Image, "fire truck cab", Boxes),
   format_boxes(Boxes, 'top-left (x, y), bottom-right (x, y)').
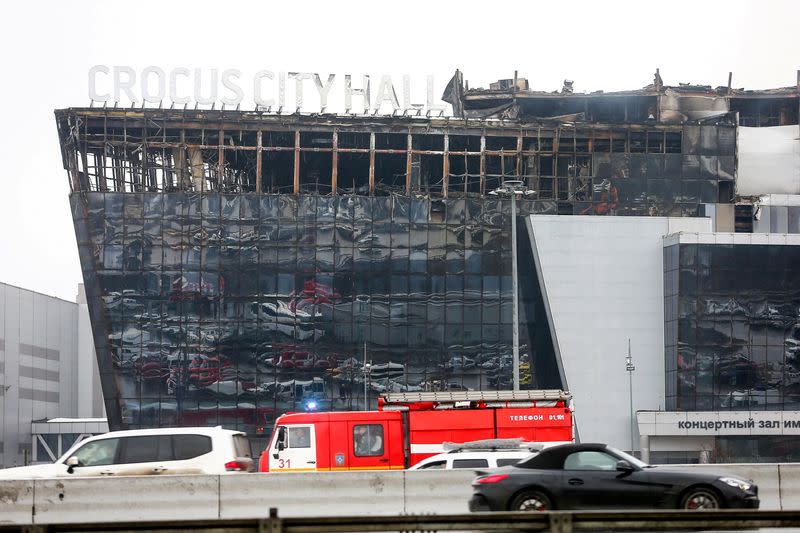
top-left (261, 390), bottom-right (572, 472)
top-left (264, 410), bottom-right (404, 472)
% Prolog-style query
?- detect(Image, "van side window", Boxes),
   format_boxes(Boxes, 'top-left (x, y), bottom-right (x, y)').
top-left (69, 438), bottom-right (120, 466)
top-left (452, 458), bottom-right (489, 468)
top-left (119, 436), bottom-right (172, 464)
top-left (418, 460), bottom-right (446, 470)
top-left (173, 435), bottom-right (213, 460)
top-left (288, 427), bottom-right (311, 448)
top-left (353, 424), bottom-right (384, 457)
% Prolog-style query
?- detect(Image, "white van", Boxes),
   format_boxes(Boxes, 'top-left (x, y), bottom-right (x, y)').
top-left (0, 426), bottom-right (253, 478)
top-left (408, 439), bottom-right (572, 470)
top-left (409, 449), bottom-right (535, 470)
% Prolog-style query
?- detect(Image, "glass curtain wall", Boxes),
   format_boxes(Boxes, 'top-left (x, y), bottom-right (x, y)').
top-left (73, 192), bottom-right (562, 433)
top-left (666, 243), bottom-right (800, 411)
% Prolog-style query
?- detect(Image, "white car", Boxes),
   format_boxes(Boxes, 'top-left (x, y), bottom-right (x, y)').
top-left (0, 426), bottom-right (253, 479)
top-left (409, 449), bottom-right (536, 470)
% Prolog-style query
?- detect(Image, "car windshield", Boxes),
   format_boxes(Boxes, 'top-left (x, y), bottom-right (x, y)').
top-left (607, 446), bottom-right (650, 469)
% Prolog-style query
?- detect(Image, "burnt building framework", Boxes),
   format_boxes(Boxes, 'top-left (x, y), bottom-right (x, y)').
top-left (58, 71), bottom-right (800, 459)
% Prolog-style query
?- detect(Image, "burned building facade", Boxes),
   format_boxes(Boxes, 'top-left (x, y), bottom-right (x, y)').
top-left (58, 71), bottom-right (800, 459)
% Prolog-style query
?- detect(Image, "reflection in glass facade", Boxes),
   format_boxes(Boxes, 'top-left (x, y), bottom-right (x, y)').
top-left (72, 192), bottom-right (565, 432)
top-left (665, 243), bottom-right (800, 411)
top-left (651, 435), bottom-right (800, 464)
top-left (58, 108), bottom-right (739, 437)
top-left (715, 436), bottom-right (800, 463)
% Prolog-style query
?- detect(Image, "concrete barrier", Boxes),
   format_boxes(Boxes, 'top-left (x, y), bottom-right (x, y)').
top-left (403, 471), bottom-right (474, 514)
top-left (778, 464), bottom-right (800, 510)
top-left (0, 480), bottom-right (34, 525)
top-left (0, 463), bottom-right (797, 525)
top-left (220, 472), bottom-right (405, 519)
top-left (33, 475), bottom-right (220, 524)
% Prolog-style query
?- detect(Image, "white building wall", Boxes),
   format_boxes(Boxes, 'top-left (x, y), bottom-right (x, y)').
top-left (2, 283), bottom-right (23, 466)
top-left (0, 283), bottom-right (101, 468)
top-left (752, 194), bottom-right (800, 234)
top-left (737, 125), bottom-right (800, 196)
top-left (527, 215), bottom-right (711, 452)
top-left (76, 285), bottom-right (104, 418)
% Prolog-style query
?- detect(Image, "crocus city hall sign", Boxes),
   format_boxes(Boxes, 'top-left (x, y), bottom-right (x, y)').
top-left (88, 66), bottom-right (447, 114)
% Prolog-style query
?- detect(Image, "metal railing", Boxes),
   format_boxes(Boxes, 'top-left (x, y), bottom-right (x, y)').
top-left (5, 509), bottom-right (800, 533)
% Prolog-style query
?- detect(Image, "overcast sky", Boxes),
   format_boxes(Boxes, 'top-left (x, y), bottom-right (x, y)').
top-left (0, 0), bottom-right (798, 301)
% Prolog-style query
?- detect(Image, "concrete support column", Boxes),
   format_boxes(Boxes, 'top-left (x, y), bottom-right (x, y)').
top-left (639, 434), bottom-right (650, 464)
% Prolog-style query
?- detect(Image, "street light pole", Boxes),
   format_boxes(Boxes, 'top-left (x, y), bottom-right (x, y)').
top-left (626, 338), bottom-right (636, 454)
top-left (490, 180), bottom-right (535, 391)
top-left (510, 188), bottom-right (519, 391)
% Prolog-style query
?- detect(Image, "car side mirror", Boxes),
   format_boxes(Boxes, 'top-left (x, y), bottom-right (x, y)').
top-left (276, 427), bottom-right (286, 451)
top-left (616, 460), bottom-right (635, 473)
top-left (66, 456), bottom-right (80, 473)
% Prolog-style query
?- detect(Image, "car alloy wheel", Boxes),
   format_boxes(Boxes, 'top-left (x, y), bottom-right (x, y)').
top-left (682, 488), bottom-right (720, 510)
top-left (511, 490), bottom-right (552, 512)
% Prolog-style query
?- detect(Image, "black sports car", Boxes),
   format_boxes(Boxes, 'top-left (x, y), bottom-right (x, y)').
top-left (469, 443), bottom-right (759, 511)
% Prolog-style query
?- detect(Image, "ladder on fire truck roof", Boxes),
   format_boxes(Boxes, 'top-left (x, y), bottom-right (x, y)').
top-left (381, 389), bottom-right (571, 404)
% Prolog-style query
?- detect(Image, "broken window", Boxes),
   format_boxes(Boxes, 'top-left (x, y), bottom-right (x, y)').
top-left (376, 133), bottom-right (406, 150)
top-left (665, 132), bottom-right (682, 154)
top-left (300, 132), bottom-right (332, 149)
top-left (420, 154), bottom-right (444, 196)
top-left (556, 177), bottom-right (570, 201)
top-left (557, 130), bottom-right (575, 153)
top-left (413, 134), bottom-right (444, 152)
top-left (647, 131), bottom-right (664, 153)
top-left (539, 135), bottom-right (554, 153)
top-left (556, 156), bottom-right (573, 177)
top-left (449, 135), bottom-right (480, 152)
top-left (590, 98), bottom-right (627, 123)
top-left (575, 156), bottom-right (592, 177)
top-left (537, 177), bottom-right (554, 200)
top-left (539, 156), bottom-right (554, 177)
top-left (575, 135), bottom-right (590, 153)
top-left (484, 154), bottom-right (516, 192)
top-left (630, 131), bottom-right (646, 153)
top-left (731, 97), bottom-right (798, 127)
top-left (447, 155), bottom-right (466, 194)
top-left (264, 152), bottom-right (294, 193)
top-left (299, 152), bottom-right (332, 195)
top-left (485, 136), bottom-right (517, 151)
top-left (521, 155), bottom-right (538, 181)
top-left (339, 132), bottom-right (370, 149)
top-left (594, 136), bottom-right (611, 153)
top-left (375, 153), bottom-right (406, 196)
top-left (338, 152), bottom-right (370, 194)
top-left (448, 135), bottom-right (481, 196)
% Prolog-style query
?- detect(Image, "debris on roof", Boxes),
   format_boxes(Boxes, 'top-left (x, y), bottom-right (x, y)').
top-left (444, 69), bottom-right (800, 125)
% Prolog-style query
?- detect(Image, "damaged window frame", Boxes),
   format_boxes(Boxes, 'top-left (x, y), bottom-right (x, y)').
top-left (61, 111), bottom-right (695, 205)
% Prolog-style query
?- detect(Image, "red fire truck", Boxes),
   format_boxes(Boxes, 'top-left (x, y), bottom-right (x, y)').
top-left (259, 390), bottom-right (573, 472)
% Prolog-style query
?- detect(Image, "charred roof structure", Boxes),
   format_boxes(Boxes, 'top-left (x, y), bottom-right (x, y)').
top-left (445, 69), bottom-right (800, 127)
top-left (56, 106), bottom-right (726, 218)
